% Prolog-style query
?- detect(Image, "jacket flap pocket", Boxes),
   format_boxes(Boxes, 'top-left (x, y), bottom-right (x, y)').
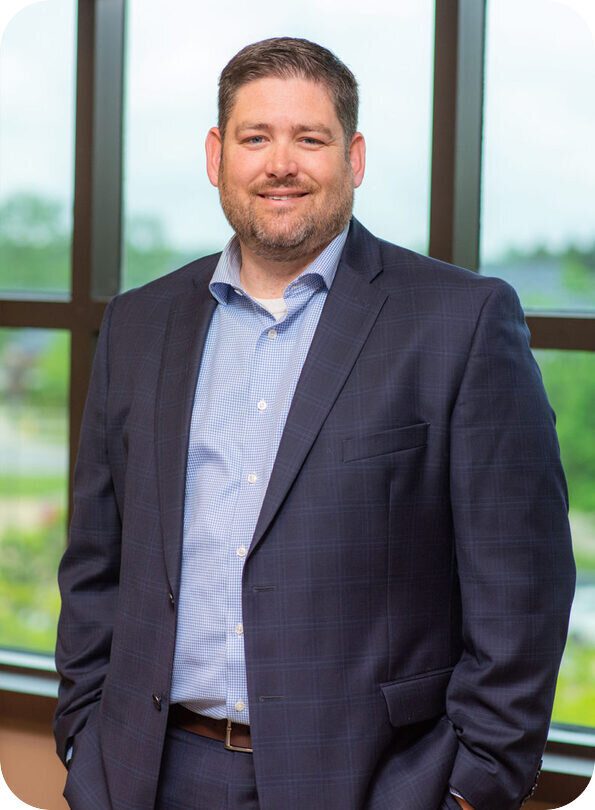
top-left (343, 422), bottom-right (428, 462)
top-left (380, 666), bottom-right (453, 727)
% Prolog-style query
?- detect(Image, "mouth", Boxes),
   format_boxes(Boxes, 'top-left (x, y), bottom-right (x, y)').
top-left (257, 191), bottom-right (309, 201)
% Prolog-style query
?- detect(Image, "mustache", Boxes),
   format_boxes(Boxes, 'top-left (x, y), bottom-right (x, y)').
top-left (251, 180), bottom-right (317, 194)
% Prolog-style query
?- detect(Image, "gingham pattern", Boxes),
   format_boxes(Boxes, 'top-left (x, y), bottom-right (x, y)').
top-left (170, 228), bottom-right (348, 723)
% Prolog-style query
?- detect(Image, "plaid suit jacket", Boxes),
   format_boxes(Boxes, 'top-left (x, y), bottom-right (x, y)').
top-left (55, 219), bottom-right (575, 810)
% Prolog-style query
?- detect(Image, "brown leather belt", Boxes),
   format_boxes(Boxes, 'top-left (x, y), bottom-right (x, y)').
top-left (169, 704), bottom-right (253, 753)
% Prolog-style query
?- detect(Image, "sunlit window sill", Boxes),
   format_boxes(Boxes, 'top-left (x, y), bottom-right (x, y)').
top-left (0, 649), bottom-right (59, 698)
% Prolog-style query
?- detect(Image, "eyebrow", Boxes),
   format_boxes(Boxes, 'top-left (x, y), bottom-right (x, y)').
top-left (235, 122), bottom-right (336, 139)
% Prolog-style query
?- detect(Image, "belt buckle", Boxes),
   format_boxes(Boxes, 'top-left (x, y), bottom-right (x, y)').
top-left (224, 719), bottom-right (253, 753)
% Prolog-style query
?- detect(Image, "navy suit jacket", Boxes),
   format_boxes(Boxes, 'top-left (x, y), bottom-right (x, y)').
top-left (55, 219), bottom-right (575, 810)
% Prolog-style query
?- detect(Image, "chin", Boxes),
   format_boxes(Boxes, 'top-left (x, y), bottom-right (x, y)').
top-left (252, 220), bottom-right (314, 249)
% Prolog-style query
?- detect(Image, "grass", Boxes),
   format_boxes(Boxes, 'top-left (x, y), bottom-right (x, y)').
top-left (0, 475), bottom-right (65, 497)
top-left (552, 637), bottom-right (595, 726)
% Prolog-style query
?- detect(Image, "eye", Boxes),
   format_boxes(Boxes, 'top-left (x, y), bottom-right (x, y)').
top-left (243, 135), bottom-right (266, 145)
top-left (301, 137), bottom-right (324, 146)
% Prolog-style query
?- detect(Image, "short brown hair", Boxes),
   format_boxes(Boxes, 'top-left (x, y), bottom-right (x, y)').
top-left (218, 37), bottom-right (359, 142)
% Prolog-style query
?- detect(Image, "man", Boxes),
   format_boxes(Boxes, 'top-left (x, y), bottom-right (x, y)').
top-left (54, 37), bottom-right (575, 810)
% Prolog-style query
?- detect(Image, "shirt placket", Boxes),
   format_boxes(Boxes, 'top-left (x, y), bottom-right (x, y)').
top-left (224, 307), bottom-right (282, 724)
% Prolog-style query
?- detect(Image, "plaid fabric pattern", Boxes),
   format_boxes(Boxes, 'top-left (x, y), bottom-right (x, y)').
top-left (55, 220), bottom-right (574, 810)
top-left (156, 727), bottom-right (259, 809)
top-left (171, 229), bottom-right (348, 722)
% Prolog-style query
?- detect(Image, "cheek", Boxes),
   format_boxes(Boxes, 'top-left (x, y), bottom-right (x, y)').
top-left (307, 155), bottom-right (351, 184)
top-left (223, 152), bottom-right (263, 188)
top-left (312, 167), bottom-right (351, 195)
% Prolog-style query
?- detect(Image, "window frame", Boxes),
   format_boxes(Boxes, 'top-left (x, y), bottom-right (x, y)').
top-left (0, 0), bottom-right (593, 801)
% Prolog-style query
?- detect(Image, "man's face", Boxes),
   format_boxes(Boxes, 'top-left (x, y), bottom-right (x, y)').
top-left (206, 76), bottom-right (365, 262)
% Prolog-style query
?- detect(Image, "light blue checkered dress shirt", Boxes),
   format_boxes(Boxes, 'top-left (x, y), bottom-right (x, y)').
top-left (170, 227), bottom-right (349, 723)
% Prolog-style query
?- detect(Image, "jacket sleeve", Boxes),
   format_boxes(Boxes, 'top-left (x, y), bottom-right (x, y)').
top-left (446, 280), bottom-right (575, 810)
top-left (54, 298), bottom-right (121, 764)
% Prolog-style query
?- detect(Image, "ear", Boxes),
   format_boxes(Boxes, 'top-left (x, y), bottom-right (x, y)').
top-left (205, 127), bottom-right (223, 187)
top-left (349, 132), bottom-right (366, 188)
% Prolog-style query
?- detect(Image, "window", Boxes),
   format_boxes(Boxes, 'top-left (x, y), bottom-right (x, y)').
top-left (0, 329), bottom-right (69, 652)
top-left (534, 351), bottom-right (595, 726)
top-left (481, 0), bottom-right (595, 312)
top-left (481, 0), bottom-right (595, 728)
top-left (0, 0), bottom-right (76, 655)
top-left (0, 0), bottom-right (76, 296)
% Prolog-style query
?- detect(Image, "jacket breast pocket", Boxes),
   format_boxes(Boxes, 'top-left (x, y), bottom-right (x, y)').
top-left (380, 666), bottom-right (454, 727)
top-left (343, 422), bottom-right (428, 463)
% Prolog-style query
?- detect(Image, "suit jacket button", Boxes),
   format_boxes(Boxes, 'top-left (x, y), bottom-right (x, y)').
top-left (152, 693), bottom-right (162, 711)
top-left (168, 591), bottom-right (175, 608)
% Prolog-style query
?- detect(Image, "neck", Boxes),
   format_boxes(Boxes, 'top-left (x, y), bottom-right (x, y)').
top-left (238, 242), bottom-right (327, 298)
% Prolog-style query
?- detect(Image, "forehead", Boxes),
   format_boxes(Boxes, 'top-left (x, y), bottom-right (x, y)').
top-left (228, 76), bottom-right (340, 128)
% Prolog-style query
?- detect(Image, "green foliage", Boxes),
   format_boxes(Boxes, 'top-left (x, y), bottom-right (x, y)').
top-left (503, 240), bottom-right (595, 271)
top-left (0, 475), bottom-right (65, 497)
top-left (124, 241), bottom-right (188, 290)
top-left (32, 332), bottom-right (70, 407)
top-left (552, 637), bottom-right (595, 726)
top-left (0, 329), bottom-right (69, 419)
top-left (122, 214), bottom-right (219, 289)
top-left (562, 256), bottom-right (595, 295)
top-left (573, 542), bottom-right (595, 574)
top-left (0, 194), bottom-right (219, 294)
top-left (0, 193), bottom-right (70, 293)
top-left (0, 499), bottom-right (65, 653)
top-left (0, 193), bottom-right (67, 244)
top-left (536, 351), bottom-right (595, 514)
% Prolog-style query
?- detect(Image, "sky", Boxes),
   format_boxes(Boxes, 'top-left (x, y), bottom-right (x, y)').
top-left (0, 0), bottom-right (594, 263)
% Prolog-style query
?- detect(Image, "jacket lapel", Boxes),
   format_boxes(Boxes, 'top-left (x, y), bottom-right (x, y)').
top-left (156, 260), bottom-right (218, 596)
top-left (248, 222), bottom-right (387, 557)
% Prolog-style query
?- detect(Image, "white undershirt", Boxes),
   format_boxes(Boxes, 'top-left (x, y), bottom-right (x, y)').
top-left (253, 296), bottom-right (287, 321)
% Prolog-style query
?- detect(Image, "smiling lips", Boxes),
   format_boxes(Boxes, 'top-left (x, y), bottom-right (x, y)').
top-left (257, 189), bottom-right (310, 201)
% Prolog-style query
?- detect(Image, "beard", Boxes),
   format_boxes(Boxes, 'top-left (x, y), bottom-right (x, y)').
top-left (218, 167), bottom-right (354, 263)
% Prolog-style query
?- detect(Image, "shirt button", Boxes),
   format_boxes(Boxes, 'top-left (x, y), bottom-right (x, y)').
top-left (236, 546), bottom-right (247, 558)
top-left (235, 623), bottom-right (244, 635)
top-left (247, 473), bottom-right (258, 484)
top-left (257, 400), bottom-right (267, 411)
top-left (267, 328), bottom-right (278, 340)
top-left (235, 700), bottom-right (246, 712)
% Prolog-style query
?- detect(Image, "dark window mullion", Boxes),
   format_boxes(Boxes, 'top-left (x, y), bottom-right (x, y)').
top-left (68, 0), bottom-right (125, 518)
top-left (90, 0), bottom-right (126, 300)
top-left (528, 315), bottom-right (595, 351)
top-left (429, 0), bottom-right (487, 270)
top-left (0, 300), bottom-right (74, 329)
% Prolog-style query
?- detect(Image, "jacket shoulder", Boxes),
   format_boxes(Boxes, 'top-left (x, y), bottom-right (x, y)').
top-left (377, 238), bottom-right (509, 295)
top-left (108, 251), bottom-right (220, 317)
top-left (348, 218), bottom-right (514, 299)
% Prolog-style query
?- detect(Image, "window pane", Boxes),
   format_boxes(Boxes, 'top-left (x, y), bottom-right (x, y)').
top-left (0, 0), bottom-right (76, 296)
top-left (481, 0), bottom-right (595, 311)
top-left (122, 0), bottom-right (434, 290)
top-left (536, 351), bottom-right (595, 726)
top-left (0, 329), bottom-right (69, 654)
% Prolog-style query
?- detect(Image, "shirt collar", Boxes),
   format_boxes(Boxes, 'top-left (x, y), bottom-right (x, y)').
top-left (209, 225), bottom-right (349, 305)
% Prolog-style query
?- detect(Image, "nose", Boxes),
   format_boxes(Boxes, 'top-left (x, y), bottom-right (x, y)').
top-left (265, 143), bottom-right (298, 179)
